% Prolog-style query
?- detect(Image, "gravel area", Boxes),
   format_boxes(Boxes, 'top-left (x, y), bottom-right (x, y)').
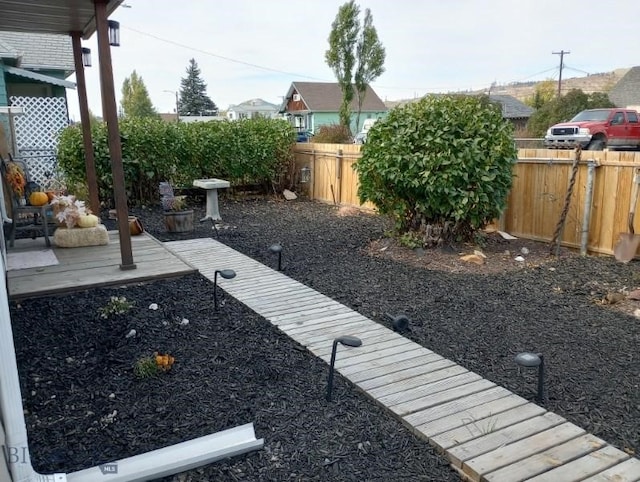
top-left (9, 195), bottom-right (639, 481)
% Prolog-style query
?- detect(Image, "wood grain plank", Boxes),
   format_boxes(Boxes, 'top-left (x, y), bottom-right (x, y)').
top-left (484, 433), bottom-right (608, 482)
top-left (355, 356), bottom-right (450, 390)
top-left (370, 365), bottom-right (470, 400)
top-left (525, 446), bottom-right (631, 482)
top-left (447, 412), bottom-right (567, 468)
top-left (428, 403), bottom-right (548, 454)
top-left (413, 394), bottom-right (532, 438)
top-left (390, 379), bottom-right (495, 417)
top-left (312, 335), bottom-right (411, 359)
top-left (581, 456), bottom-right (640, 482)
top-left (334, 342), bottom-right (424, 369)
top-left (339, 348), bottom-right (429, 377)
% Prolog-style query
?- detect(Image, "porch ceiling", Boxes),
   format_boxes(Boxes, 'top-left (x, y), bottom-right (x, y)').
top-left (0, 0), bottom-right (122, 39)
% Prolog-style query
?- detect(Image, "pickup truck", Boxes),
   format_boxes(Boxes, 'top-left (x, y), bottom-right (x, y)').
top-left (543, 108), bottom-right (640, 150)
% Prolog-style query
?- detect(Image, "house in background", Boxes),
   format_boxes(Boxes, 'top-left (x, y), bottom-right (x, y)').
top-left (227, 98), bottom-right (279, 120)
top-left (384, 92), bottom-right (535, 133)
top-left (488, 94), bottom-right (535, 132)
top-left (608, 66), bottom-right (640, 111)
top-left (0, 31), bottom-right (74, 184)
top-left (280, 81), bottom-right (387, 134)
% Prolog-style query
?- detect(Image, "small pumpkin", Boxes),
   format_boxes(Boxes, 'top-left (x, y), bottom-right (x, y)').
top-left (29, 191), bottom-right (49, 206)
top-left (77, 214), bottom-right (99, 228)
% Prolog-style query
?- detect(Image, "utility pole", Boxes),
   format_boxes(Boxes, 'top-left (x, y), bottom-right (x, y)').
top-left (552, 50), bottom-right (570, 97)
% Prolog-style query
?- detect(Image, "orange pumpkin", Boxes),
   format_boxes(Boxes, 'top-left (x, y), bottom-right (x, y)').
top-left (29, 191), bottom-right (49, 206)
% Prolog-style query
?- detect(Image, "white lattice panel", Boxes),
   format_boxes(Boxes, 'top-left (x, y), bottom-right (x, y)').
top-left (10, 96), bottom-right (69, 185)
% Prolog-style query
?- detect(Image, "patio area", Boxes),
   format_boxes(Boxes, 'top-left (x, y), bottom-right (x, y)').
top-left (6, 230), bottom-right (196, 299)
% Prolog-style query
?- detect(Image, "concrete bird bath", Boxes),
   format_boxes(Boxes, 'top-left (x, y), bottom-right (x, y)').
top-left (193, 178), bottom-right (230, 222)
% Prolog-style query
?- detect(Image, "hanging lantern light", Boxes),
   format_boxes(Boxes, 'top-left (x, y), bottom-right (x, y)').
top-left (81, 47), bottom-right (92, 67)
top-left (108, 20), bottom-right (120, 47)
top-left (300, 166), bottom-right (311, 183)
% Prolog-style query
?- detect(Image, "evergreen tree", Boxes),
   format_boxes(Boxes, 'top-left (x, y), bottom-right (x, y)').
top-left (120, 71), bottom-right (158, 118)
top-left (178, 59), bottom-right (217, 116)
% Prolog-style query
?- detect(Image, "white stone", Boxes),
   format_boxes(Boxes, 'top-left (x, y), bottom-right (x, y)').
top-left (283, 189), bottom-right (297, 200)
top-left (125, 329), bottom-right (136, 338)
top-left (521, 247), bottom-right (530, 255)
top-left (149, 303), bottom-right (159, 311)
top-left (515, 255), bottom-right (525, 262)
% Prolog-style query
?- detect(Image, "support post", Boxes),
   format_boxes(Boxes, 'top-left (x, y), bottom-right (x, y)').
top-left (70, 32), bottom-right (101, 216)
top-left (94, 0), bottom-right (135, 270)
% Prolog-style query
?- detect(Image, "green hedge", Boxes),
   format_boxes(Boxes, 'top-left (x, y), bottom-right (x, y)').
top-left (57, 117), bottom-right (296, 206)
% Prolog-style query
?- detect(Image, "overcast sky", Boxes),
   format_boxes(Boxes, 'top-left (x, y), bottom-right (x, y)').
top-left (66, 0), bottom-right (639, 120)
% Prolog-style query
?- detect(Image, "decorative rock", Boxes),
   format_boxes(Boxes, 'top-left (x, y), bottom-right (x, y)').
top-left (54, 224), bottom-right (109, 248)
top-left (634, 308), bottom-right (640, 319)
top-left (627, 289), bottom-right (640, 300)
top-left (514, 255), bottom-right (525, 262)
top-left (521, 247), bottom-right (530, 255)
top-left (149, 303), bottom-right (159, 311)
top-left (283, 189), bottom-right (297, 200)
top-left (125, 329), bottom-right (136, 338)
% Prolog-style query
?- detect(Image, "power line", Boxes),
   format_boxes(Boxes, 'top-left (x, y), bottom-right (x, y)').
top-left (124, 26), bottom-right (330, 82)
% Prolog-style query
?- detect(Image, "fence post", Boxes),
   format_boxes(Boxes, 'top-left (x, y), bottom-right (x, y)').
top-left (335, 149), bottom-right (342, 205)
top-left (310, 149), bottom-right (316, 200)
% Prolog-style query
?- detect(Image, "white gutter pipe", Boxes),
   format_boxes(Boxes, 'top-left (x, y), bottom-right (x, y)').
top-left (580, 159), bottom-right (597, 256)
top-left (0, 260), bottom-right (263, 482)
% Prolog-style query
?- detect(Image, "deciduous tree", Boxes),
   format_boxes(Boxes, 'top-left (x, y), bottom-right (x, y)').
top-left (120, 71), bottom-right (158, 119)
top-left (326, 1), bottom-right (385, 134)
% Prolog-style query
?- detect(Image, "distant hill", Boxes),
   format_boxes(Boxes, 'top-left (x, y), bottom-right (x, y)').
top-left (385, 67), bottom-right (631, 108)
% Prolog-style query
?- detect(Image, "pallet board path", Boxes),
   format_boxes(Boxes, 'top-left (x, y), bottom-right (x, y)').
top-left (167, 238), bottom-right (639, 482)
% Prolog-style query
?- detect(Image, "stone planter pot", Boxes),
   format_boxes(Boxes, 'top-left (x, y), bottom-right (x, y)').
top-left (164, 210), bottom-right (194, 233)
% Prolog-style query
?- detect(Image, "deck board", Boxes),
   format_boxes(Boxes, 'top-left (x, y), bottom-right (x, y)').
top-left (166, 238), bottom-right (640, 482)
top-left (8, 232), bottom-right (195, 299)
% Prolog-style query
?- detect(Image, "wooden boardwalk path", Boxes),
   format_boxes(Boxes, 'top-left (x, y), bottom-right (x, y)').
top-left (167, 238), bottom-right (640, 482)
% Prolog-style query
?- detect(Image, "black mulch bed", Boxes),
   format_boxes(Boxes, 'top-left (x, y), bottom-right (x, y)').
top-left (10, 196), bottom-right (640, 480)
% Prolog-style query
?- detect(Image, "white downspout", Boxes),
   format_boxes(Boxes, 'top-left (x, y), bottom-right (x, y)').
top-left (580, 159), bottom-right (597, 256)
top-left (1, 259), bottom-right (263, 482)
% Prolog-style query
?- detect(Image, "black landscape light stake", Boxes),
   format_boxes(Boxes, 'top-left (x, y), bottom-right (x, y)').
top-left (385, 313), bottom-right (410, 333)
top-left (326, 336), bottom-right (362, 402)
top-left (268, 244), bottom-right (283, 271)
top-left (515, 352), bottom-right (545, 403)
top-left (214, 269), bottom-right (236, 311)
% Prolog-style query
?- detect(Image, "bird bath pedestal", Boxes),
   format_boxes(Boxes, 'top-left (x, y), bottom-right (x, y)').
top-left (193, 178), bottom-right (230, 222)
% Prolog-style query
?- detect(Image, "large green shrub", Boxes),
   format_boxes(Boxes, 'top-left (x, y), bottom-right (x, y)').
top-left (57, 117), bottom-right (295, 206)
top-left (354, 95), bottom-right (516, 245)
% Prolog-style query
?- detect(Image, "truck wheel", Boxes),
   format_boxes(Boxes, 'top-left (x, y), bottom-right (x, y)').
top-left (587, 139), bottom-right (605, 151)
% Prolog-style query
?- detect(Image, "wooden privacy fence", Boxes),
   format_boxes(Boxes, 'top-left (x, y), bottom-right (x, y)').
top-left (293, 143), bottom-right (640, 256)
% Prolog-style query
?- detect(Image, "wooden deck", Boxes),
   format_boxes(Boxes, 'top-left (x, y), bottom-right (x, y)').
top-left (7, 231), bottom-right (196, 299)
top-left (168, 237), bottom-right (640, 482)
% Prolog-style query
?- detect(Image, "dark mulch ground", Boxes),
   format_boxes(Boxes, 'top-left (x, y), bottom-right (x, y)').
top-left (10, 195), bottom-right (640, 481)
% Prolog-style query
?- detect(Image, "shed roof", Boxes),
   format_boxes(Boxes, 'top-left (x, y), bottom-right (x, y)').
top-left (285, 82), bottom-right (387, 112)
top-left (488, 94), bottom-right (535, 119)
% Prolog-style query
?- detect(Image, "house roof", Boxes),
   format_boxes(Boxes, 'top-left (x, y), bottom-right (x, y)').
top-left (229, 98), bottom-right (279, 113)
top-left (488, 94), bottom-right (535, 119)
top-left (0, 31), bottom-right (74, 74)
top-left (608, 66), bottom-right (640, 108)
top-left (284, 82), bottom-right (387, 113)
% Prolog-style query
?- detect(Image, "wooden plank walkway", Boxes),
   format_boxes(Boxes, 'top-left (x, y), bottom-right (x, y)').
top-left (8, 231), bottom-right (196, 299)
top-left (167, 238), bottom-right (640, 482)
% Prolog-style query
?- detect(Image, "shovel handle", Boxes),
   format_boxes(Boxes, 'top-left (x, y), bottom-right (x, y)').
top-left (628, 171), bottom-right (640, 235)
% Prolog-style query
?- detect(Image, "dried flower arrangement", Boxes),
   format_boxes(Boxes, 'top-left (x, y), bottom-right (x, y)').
top-left (4, 161), bottom-right (26, 197)
top-left (50, 194), bottom-right (88, 228)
